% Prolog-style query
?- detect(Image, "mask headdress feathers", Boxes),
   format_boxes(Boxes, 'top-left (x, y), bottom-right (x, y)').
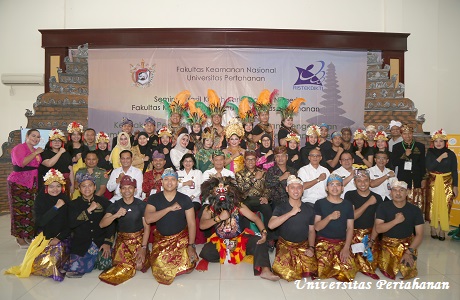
top-left (162, 90), bottom-right (190, 117)
top-left (185, 99), bottom-right (208, 125)
top-left (276, 96), bottom-right (306, 119)
top-left (238, 96), bottom-right (256, 124)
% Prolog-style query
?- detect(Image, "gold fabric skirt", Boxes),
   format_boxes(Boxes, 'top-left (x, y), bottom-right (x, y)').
top-left (272, 237), bottom-right (317, 282)
top-left (407, 187), bottom-right (426, 213)
top-left (352, 228), bottom-right (379, 279)
top-left (150, 228), bottom-right (195, 285)
top-left (425, 172), bottom-right (454, 231)
top-left (316, 237), bottom-right (357, 282)
top-left (378, 236), bottom-right (417, 280)
top-left (99, 230), bottom-right (150, 286)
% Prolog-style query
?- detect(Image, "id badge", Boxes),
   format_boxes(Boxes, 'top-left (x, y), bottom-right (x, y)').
top-left (404, 160), bottom-right (412, 171)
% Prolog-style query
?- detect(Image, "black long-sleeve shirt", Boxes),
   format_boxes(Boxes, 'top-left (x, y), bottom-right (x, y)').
top-left (426, 148), bottom-right (458, 187)
top-left (33, 191), bottom-right (71, 240)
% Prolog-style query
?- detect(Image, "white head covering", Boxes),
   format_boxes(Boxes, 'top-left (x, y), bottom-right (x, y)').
top-left (389, 120), bottom-right (402, 128)
top-left (173, 133), bottom-right (190, 154)
top-left (287, 175), bottom-right (303, 186)
top-left (390, 180), bottom-right (408, 189)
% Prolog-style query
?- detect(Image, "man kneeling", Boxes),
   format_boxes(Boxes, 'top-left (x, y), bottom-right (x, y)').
top-left (198, 177), bottom-right (279, 281)
top-left (375, 180), bottom-right (424, 280)
top-left (268, 175), bottom-right (317, 281)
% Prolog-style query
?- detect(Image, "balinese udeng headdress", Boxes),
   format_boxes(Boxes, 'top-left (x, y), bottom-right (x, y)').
top-left (354, 168), bottom-right (370, 179)
top-left (238, 96), bottom-right (256, 124)
top-left (225, 118), bottom-right (244, 139)
top-left (431, 129), bottom-right (447, 141)
top-left (285, 133), bottom-right (301, 144)
top-left (365, 125), bottom-right (377, 133)
top-left (95, 131), bottom-right (110, 144)
top-left (374, 131), bottom-right (388, 141)
top-left (43, 168), bottom-right (66, 193)
top-left (353, 129), bottom-right (368, 140)
top-left (255, 89), bottom-right (278, 115)
top-left (306, 124), bottom-right (321, 137)
top-left (207, 89), bottom-right (238, 116)
top-left (162, 90), bottom-right (190, 118)
top-left (183, 99), bottom-right (208, 126)
top-left (276, 96), bottom-right (306, 120)
top-left (48, 129), bottom-right (66, 146)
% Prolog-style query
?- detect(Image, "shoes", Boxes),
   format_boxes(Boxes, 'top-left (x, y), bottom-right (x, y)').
top-left (430, 228), bottom-right (438, 239)
top-left (439, 232), bottom-right (446, 241)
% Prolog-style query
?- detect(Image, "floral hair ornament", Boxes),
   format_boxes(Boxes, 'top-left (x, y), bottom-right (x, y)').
top-left (215, 183), bottom-right (228, 201)
top-left (275, 95), bottom-right (306, 120)
top-left (43, 169), bottom-right (66, 193)
top-left (157, 126), bottom-right (172, 138)
top-left (255, 89), bottom-right (278, 115)
top-left (184, 99), bottom-right (209, 126)
top-left (225, 118), bottom-right (244, 139)
top-left (206, 89), bottom-right (238, 116)
top-left (67, 121), bottom-right (84, 134)
top-left (162, 90), bottom-right (190, 118)
top-left (238, 96), bottom-right (256, 124)
top-left (95, 131), bottom-right (110, 144)
top-left (374, 131), bottom-right (388, 141)
top-left (306, 124), bottom-right (321, 137)
top-left (48, 129), bottom-right (66, 147)
top-left (353, 129), bottom-right (368, 140)
top-left (431, 128), bottom-right (447, 141)
top-left (285, 133), bottom-right (301, 144)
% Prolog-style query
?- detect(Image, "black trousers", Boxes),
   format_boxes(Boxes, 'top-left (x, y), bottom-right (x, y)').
top-left (199, 234), bottom-right (271, 275)
top-left (243, 197), bottom-right (275, 241)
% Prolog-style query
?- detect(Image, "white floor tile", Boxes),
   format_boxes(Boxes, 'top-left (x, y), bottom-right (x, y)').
top-left (220, 279), bottom-right (285, 300)
top-left (86, 278), bottom-right (158, 300)
top-left (153, 279), bottom-right (219, 300)
top-left (17, 277), bottom-right (100, 300)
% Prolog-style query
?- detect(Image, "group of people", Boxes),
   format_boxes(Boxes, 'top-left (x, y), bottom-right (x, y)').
top-left (5, 88), bottom-right (459, 285)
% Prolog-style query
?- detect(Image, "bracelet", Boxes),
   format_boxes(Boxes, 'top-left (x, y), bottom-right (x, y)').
top-left (188, 243), bottom-right (196, 249)
top-left (214, 216), bottom-right (221, 223)
top-left (261, 229), bottom-right (268, 235)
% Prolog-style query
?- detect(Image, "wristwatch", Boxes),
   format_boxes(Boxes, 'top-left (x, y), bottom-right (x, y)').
top-left (188, 243), bottom-right (196, 249)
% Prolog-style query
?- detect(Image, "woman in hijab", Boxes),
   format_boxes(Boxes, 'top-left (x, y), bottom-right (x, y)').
top-left (170, 133), bottom-right (192, 170)
top-left (131, 132), bottom-right (153, 173)
top-left (256, 133), bottom-right (274, 171)
top-left (109, 132), bottom-right (131, 169)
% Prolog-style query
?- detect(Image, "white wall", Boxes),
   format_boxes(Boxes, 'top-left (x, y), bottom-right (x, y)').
top-left (1, 0), bottom-right (459, 155)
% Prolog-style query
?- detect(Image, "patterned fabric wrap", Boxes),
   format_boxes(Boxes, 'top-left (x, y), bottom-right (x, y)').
top-left (352, 228), bottom-right (379, 279)
top-left (426, 172), bottom-right (454, 231)
top-left (378, 236), bottom-right (418, 280)
top-left (31, 237), bottom-right (70, 281)
top-left (407, 187), bottom-right (426, 213)
top-left (5, 232), bottom-right (50, 278)
top-left (272, 237), bottom-right (318, 282)
top-left (316, 237), bottom-right (358, 282)
top-left (7, 181), bottom-right (36, 239)
top-left (208, 228), bottom-right (254, 264)
top-left (150, 228), bottom-right (196, 285)
top-left (228, 154), bottom-right (244, 173)
top-left (99, 230), bottom-right (150, 286)
top-left (66, 242), bottom-right (112, 274)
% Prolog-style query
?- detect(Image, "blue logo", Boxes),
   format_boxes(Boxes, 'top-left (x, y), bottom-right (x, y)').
top-left (294, 61), bottom-right (325, 86)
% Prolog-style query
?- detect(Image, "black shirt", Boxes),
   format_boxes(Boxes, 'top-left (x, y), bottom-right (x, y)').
top-left (314, 197), bottom-right (354, 240)
top-left (106, 198), bottom-right (147, 233)
top-left (39, 150), bottom-right (73, 191)
top-left (322, 147), bottom-right (340, 172)
top-left (272, 201), bottom-right (315, 243)
top-left (375, 200), bottom-right (424, 239)
top-left (147, 191), bottom-right (193, 236)
top-left (95, 149), bottom-right (113, 171)
top-left (68, 195), bottom-right (115, 256)
top-left (344, 190), bottom-right (383, 229)
top-left (33, 191), bottom-right (71, 240)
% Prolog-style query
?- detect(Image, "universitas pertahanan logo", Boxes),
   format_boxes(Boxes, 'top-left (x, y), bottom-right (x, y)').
top-left (130, 59), bottom-right (155, 88)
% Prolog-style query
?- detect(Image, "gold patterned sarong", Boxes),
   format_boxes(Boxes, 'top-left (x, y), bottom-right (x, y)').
top-left (425, 172), bottom-right (453, 231)
top-left (352, 228), bottom-right (379, 279)
top-left (378, 236), bottom-right (417, 280)
top-left (316, 237), bottom-right (357, 282)
top-left (407, 187), bottom-right (425, 213)
top-left (5, 232), bottom-right (50, 278)
top-left (272, 237), bottom-right (318, 282)
top-left (150, 228), bottom-right (195, 285)
top-left (99, 230), bottom-right (149, 286)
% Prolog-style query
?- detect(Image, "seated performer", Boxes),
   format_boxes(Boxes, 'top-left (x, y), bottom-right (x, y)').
top-left (66, 173), bottom-right (114, 278)
top-left (375, 180), bottom-right (424, 280)
top-left (6, 169), bottom-right (71, 282)
top-left (99, 175), bottom-right (150, 285)
top-left (197, 177), bottom-right (280, 281)
top-left (268, 175), bottom-right (317, 281)
top-left (345, 169), bottom-right (383, 279)
top-left (144, 168), bottom-right (198, 285)
top-left (314, 174), bottom-right (357, 282)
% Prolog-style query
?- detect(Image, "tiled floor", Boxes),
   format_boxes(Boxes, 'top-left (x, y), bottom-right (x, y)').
top-left (1, 213), bottom-right (459, 300)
